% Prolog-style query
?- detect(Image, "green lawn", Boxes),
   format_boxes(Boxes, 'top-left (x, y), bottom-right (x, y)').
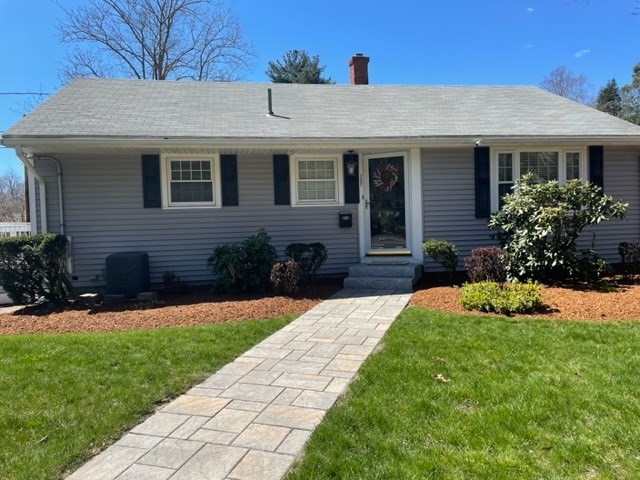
top-left (0, 315), bottom-right (294, 480)
top-left (287, 307), bottom-right (640, 480)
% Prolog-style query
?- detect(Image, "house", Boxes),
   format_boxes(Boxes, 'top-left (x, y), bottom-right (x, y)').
top-left (2, 53), bottom-right (640, 290)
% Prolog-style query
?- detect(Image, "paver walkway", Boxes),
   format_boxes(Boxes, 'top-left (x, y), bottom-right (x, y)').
top-left (68, 288), bottom-right (411, 480)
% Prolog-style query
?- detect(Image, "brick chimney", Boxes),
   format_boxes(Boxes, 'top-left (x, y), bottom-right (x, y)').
top-left (349, 53), bottom-right (369, 85)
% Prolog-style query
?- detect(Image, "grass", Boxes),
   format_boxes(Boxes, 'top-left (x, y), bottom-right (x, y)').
top-left (0, 315), bottom-right (294, 480)
top-left (287, 308), bottom-right (640, 480)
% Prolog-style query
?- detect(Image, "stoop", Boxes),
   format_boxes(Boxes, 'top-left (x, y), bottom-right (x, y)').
top-left (343, 257), bottom-right (423, 292)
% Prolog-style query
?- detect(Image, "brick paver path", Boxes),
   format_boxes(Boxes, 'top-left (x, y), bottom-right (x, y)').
top-left (68, 288), bottom-right (411, 480)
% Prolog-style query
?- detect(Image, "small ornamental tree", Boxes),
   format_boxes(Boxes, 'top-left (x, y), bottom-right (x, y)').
top-left (488, 175), bottom-right (627, 281)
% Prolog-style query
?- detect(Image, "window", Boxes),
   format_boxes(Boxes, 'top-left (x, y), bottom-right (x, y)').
top-left (520, 151), bottom-right (558, 183)
top-left (292, 156), bottom-right (342, 206)
top-left (565, 152), bottom-right (580, 180)
top-left (491, 148), bottom-right (585, 211)
top-left (162, 155), bottom-right (221, 208)
top-left (497, 153), bottom-right (514, 208)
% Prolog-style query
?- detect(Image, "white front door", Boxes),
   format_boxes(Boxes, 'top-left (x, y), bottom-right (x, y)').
top-left (363, 153), bottom-right (410, 255)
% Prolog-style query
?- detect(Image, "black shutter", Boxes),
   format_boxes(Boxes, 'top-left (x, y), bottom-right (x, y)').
top-left (474, 147), bottom-right (491, 218)
top-left (343, 153), bottom-right (360, 204)
top-left (273, 154), bottom-right (290, 205)
top-left (220, 154), bottom-right (239, 206)
top-left (589, 146), bottom-right (604, 191)
top-left (141, 154), bottom-right (161, 208)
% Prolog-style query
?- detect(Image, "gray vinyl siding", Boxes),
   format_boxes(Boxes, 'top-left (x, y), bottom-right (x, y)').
top-left (422, 145), bottom-right (640, 272)
top-left (580, 145), bottom-right (640, 258)
top-left (36, 152), bottom-right (358, 288)
top-left (422, 147), bottom-right (494, 272)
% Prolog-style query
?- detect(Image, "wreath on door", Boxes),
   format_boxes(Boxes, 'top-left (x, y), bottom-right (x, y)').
top-left (372, 162), bottom-right (399, 192)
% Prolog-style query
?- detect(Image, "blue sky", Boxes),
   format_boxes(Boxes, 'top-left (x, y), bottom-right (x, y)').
top-left (1, 0), bottom-right (638, 174)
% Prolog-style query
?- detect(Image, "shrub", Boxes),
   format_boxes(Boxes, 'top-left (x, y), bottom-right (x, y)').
top-left (162, 271), bottom-right (185, 292)
top-left (422, 239), bottom-right (458, 281)
top-left (488, 175), bottom-right (627, 282)
top-left (285, 242), bottom-right (328, 283)
top-left (577, 249), bottom-right (612, 282)
top-left (0, 234), bottom-right (72, 305)
top-left (464, 246), bottom-right (508, 283)
top-left (459, 280), bottom-right (542, 315)
top-left (619, 242), bottom-right (640, 276)
top-left (207, 229), bottom-right (277, 293)
top-left (270, 260), bottom-right (301, 295)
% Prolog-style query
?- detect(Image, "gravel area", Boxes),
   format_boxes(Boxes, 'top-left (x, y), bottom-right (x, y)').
top-left (411, 280), bottom-right (640, 321)
top-left (0, 281), bottom-right (342, 335)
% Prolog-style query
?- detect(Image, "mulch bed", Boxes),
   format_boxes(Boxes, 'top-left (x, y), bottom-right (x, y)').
top-left (4, 275), bottom-right (640, 335)
top-left (0, 280), bottom-right (342, 335)
top-left (411, 277), bottom-right (640, 321)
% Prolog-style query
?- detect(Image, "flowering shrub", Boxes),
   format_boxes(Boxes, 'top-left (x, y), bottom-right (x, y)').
top-left (489, 175), bottom-right (626, 282)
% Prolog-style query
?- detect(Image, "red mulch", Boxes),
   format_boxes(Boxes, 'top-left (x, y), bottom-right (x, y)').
top-left (411, 278), bottom-right (640, 321)
top-left (0, 280), bottom-right (342, 335)
top-left (5, 276), bottom-right (640, 335)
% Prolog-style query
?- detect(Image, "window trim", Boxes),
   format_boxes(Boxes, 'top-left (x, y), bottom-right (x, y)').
top-left (160, 153), bottom-right (222, 209)
top-left (490, 147), bottom-right (587, 212)
top-left (290, 155), bottom-right (344, 207)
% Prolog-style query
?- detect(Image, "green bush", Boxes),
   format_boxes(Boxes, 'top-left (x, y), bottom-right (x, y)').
top-left (619, 242), bottom-right (640, 276)
top-left (488, 175), bottom-right (626, 282)
top-left (577, 249), bottom-right (613, 282)
top-left (270, 260), bottom-right (301, 295)
top-left (422, 239), bottom-right (458, 281)
top-left (285, 242), bottom-right (328, 283)
top-left (162, 271), bottom-right (185, 293)
top-left (0, 234), bottom-right (72, 305)
top-left (207, 229), bottom-right (277, 293)
top-left (464, 246), bottom-right (509, 283)
top-left (459, 280), bottom-right (542, 315)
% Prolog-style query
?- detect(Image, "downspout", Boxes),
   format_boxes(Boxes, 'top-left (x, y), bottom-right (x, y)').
top-left (35, 155), bottom-right (65, 235)
top-left (15, 146), bottom-right (47, 233)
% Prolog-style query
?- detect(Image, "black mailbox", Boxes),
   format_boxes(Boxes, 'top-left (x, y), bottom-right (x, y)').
top-left (339, 211), bottom-right (353, 228)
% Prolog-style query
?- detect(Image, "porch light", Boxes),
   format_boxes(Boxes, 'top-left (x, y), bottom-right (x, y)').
top-left (345, 154), bottom-right (358, 176)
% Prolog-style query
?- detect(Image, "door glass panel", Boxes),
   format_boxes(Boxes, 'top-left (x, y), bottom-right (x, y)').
top-left (368, 156), bottom-right (406, 249)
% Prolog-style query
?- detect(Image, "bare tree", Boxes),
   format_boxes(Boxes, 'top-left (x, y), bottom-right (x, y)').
top-left (540, 66), bottom-right (592, 104)
top-left (0, 171), bottom-right (26, 222)
top-left (58, 0), bottom-right (254, 82)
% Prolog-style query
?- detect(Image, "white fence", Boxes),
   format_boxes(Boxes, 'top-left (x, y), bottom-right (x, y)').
top-left (0, 223), bottom-right (31, 238)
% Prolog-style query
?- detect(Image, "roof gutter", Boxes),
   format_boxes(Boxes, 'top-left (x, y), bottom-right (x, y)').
top-left (4, 135), bottom-right (640, 150)
top-left (15, 146), bottom-right (47, 233)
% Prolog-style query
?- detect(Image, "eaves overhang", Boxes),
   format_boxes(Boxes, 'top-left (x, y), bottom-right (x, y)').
top-left (4, 134), bottom-right (640, 153)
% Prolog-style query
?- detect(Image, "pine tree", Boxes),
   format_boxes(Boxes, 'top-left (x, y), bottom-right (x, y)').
top-left (266, 50), bottom-right (334, 84)
top-left (596, 78), bottom-right (622, 116)
top-left (620, 63), bottom-right (640, 125)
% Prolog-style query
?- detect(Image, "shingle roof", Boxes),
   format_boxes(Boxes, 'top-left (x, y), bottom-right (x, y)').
top-left (4, 78), bottom-right (640, 141)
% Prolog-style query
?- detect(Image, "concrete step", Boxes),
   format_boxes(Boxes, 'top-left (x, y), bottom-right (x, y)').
top-left (348, 263), bottom-right (422, 279)
top-left (343, 276), bottom-right (414, 292)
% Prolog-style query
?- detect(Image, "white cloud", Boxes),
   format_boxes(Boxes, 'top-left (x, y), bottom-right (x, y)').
top-left (526, 7), bottom-right (534, 12)
top-left (574, 49), bottom-right (591, 58)
top-left (524, 44), bottom-right (534, 49)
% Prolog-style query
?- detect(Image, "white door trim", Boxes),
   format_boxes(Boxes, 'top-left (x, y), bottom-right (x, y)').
top-left (359, 152), bottom-right (414, 257)
top-left (408, 147), bottom-right (424, 263)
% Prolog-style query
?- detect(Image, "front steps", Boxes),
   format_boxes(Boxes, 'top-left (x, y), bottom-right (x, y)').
top-left (343, 258), bottom-right (423, 292)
